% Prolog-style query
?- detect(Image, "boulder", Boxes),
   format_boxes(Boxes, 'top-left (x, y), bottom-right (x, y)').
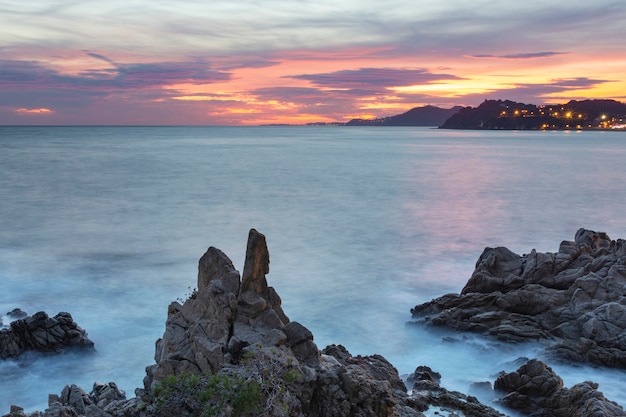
top-left (412, 229), bottom-right (626, 367)
top-left (407, 365), bottom-right (507, 417)
top-left (494, 359), bottom-right (625, 416)
top-left (0, 311), bottom-right (94, 359)
top-left (7, 308), bottom-right (28, 319)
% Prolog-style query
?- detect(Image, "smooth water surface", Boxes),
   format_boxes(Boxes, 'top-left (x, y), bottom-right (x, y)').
top-left (1, 126), bottom-right (625, 412)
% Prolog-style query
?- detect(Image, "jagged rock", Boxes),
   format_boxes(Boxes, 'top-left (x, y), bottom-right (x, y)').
top-left (143, 229), bottom-right (428, 417)
top-left (494, 359), bottom-right (625, 416)
top-left (146, 229), bottom-right (296, 387)
top-left (406, 366), bottom-right (441, 385)
top-left (7, 308), bottom-right (28, 319)
top-left (412, 228), bottom-right (626, 367)
top-left (407, 366), bottom-right (507, 417)
top-left (0, 312), bottom-right (94, 359)
top-left (90, 382), bottom-right (126, 409)
top-left (8, 229), bottom-right (626, 417)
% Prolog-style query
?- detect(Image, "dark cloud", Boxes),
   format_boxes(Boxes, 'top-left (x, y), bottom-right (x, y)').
top-left (380, 2), bottom-right (626, 61)
top-left (551, 77), bottom-right (611, 88)
top-left (84, 51), bottom-right (117, 65)
top-left (251, 86), bottom-right (329, 100)
top-left (112, 61), bottom-right (230, 88)
top-left (0, 60), bottom-right (56, 85)
top-left (471, 52), bottom-right (567, 59)
top-left (216, 59), bottom-right (281, 71)
top-left (0, 56), bottom-right (233, 124)
top-left (0, 56), bottom-right (231, 92)
top-left (287, 67), bottom-right (461, 89)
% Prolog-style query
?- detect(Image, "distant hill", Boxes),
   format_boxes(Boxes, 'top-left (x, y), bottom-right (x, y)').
top-left (346, 105), bottom-right (462, 127)
top-left (440, 99), bottom-right (626, 130)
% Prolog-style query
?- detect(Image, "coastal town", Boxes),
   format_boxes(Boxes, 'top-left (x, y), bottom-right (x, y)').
top-left (440, 99), bottom-right (626, 130)
top-left (496, 102), bottom-right (626, 130)
top-left (330, 99), bottom-right (626, 130)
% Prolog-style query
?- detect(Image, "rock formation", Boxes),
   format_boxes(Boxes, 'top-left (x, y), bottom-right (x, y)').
top-left (406, 366), bottom-right (508, 417)
top-left (4, 229), bottom-right (626, 417)
top-left (411, 228), bottom-right (626, 368)
top-left (0, 311), bottom-right (94, 359)
top-left (140, 228), bottom-right (419, 416)
top-left (494, 359), bottom-right (624, 417)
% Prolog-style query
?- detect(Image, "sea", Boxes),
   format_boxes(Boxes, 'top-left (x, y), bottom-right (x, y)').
top-left (1, 126), bottom-right (625, 413)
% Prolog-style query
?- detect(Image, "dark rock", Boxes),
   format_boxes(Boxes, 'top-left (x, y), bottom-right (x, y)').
top-left (412, 228), bottom-right (626, 367)
top-left (469, 381), bottom-right (496, 399)
top-left (406, 366), bottom-right (441, 386)
top-left (11, 230), bottom-right (625, 417)
top-left (0, 312), bottom-right (94, 359)
top-left (7, 308), bottom-right (28, 319)
top-left (143, 229), bottom-right (429, 417)
top-left (495, 359), bottom-right (625, 416)
top-left (408, 366), bottom-right (508, 417)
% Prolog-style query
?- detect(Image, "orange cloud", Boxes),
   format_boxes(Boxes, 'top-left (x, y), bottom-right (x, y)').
top-left (16, 108), bottom-right (53, 114)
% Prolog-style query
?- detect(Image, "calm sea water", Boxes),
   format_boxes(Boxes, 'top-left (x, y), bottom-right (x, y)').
top-left (1, 126), bottom-right (625, 412)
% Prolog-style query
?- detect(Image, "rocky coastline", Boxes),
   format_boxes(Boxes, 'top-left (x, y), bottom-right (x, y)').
top-left (4, 229), bottom-right (626, 416)
top-left (411, 228), bottom-right (626, 368)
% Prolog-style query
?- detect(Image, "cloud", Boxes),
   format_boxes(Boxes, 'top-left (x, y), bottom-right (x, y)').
top-left (84, 51), bottom-right (117, 65)
top-left (0, 55), bottom-right (235, 124)
top-left (217, 59), bottom-right (281, 70)
top-left (15, 107), bottom-right (53, 114)
top-left (251, 86), bottom-right (330, 101)
top-left (551, 77), bottom-right (612, 88)
top-left (0, 55), bottom-right (231, 92)
top-left (288, 67), bottom-right (461, 89)
top-left (471, 52), bottom-right (567, 59)
top-left (433, 77), bottom-right (615, 107)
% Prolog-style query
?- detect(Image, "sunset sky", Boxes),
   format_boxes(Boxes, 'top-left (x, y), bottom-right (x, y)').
top-left (1, 0), bottom-right (625, 125)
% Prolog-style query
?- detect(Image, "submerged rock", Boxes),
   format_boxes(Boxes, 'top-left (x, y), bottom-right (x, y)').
top-left (0, 311), bottom-right (94, 359)
top-left (411, 228), bottom-right (626, 368)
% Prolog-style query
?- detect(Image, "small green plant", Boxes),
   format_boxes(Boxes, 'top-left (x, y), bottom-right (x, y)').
top-left (198, 373), bottom-right (263, 417)
top-left (239, 348), bottom-right (303, 415)
top-left (153, 372), bottom-right (202, 414)
top-left (283, 369), bottom-right (302, 384)
top-left (153, 371), bottom-right (263, 417)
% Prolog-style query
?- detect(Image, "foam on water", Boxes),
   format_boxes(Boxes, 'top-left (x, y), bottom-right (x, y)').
top-left (1, 126), bottom-right (625, 412)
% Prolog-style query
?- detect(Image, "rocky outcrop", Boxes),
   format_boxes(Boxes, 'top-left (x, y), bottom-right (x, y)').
top-left (144, 228), bottom-right (299, 387)
top-left (0, 311), bottom-right (94, 359)
top-left (6, 229), bottom-right (625, 417)
top-left (494, 359), bottom-right (625, 416)
top-left (140, 228), bottom-right (421, 416)
top-left (4, 382), bottom-right (133, 417)
top-left (411, 228), bottom-right (626, 367)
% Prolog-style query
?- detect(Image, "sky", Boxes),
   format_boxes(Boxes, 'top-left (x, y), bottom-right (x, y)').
top-left (1, 0), bottom-right (625, 125)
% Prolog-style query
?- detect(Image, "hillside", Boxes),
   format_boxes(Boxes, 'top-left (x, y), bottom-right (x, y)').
top-left (440, 99), bottom-right (626, 130)
top-left (346, 105), bottom-right (462, 126)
